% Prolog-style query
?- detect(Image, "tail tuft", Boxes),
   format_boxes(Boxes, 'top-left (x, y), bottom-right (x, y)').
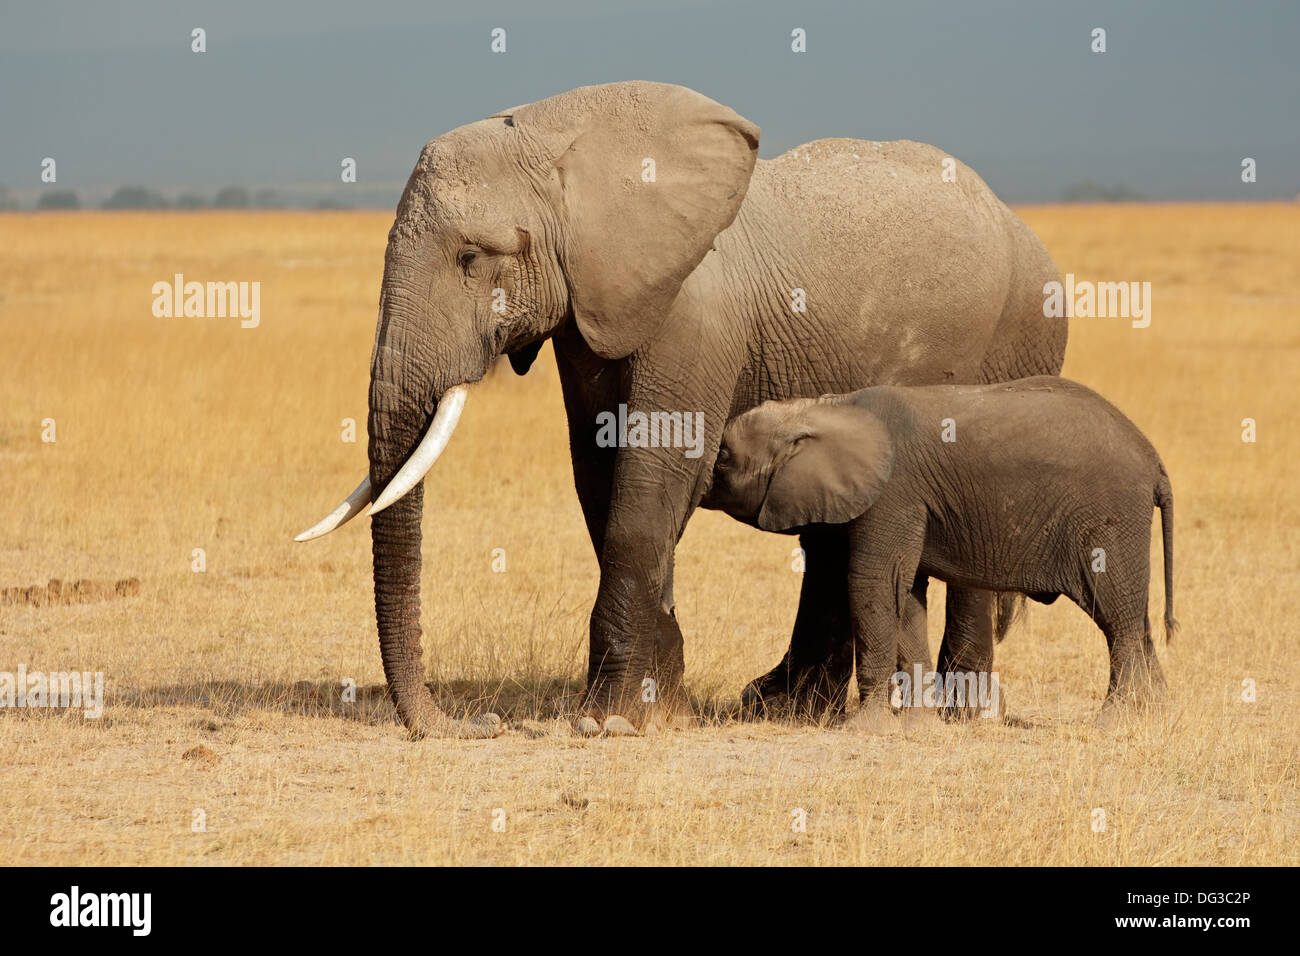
top-left (994, 592), bottom-right (1025, 644)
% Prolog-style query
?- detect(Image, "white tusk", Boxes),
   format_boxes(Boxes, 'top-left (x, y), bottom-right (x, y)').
top-left (294, 477), bottom-right (372, 542)
top-left (369, 383), bottom-right (469, 517)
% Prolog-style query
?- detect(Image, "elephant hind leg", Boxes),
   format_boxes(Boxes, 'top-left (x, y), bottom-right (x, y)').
top-left (741, 527), bottom-right (854, 722)
top-left (1094, 612), bottom-right (1166, 729)
top-left (893, 573), bottom-right (932, 692)
top-left (1103, 613), bottom-right (1166, 700)
top-left (936, 586), bottom-right (998, 721)
top-left (894, 574), bottom-right (943, 728)
top-left (1074, 541), bottom-right (1165, 724)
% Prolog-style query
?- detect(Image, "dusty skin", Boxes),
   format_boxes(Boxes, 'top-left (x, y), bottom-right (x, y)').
top-left (1, 205), bottom-right (1297, 865)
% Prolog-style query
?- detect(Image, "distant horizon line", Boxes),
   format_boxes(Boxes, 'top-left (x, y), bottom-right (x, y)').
top-left (4, 198), bottom-right (1296, 212)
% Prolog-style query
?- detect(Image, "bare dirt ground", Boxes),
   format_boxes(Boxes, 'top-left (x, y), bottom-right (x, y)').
top-left (1, 206), bottom-right (1296, 865)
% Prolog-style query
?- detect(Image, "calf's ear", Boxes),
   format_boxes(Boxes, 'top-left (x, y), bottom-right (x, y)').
top-left (757, 404), bottom-right (894, 532)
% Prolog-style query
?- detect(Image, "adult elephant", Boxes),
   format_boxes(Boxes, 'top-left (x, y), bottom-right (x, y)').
top-left (297, 81), bottom-right (1066, 738)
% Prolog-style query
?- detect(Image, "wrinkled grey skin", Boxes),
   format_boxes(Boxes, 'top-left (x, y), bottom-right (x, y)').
top-left (703, 377), bottom-right (1176, 729)
top-left (353, 81), bottom-right (1066, 738)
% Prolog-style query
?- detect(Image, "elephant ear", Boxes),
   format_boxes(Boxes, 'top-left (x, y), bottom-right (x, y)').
top-left (510, 82), bottom-right (760, 360)
top-left (758, 404), bottom-right (895, 532)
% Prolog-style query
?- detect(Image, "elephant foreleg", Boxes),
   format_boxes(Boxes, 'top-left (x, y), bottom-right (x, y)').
top-left (555, 327), bottom-right (622, 561)
top-left (582, 373), bottom-right (731, 729)
top-left (558, 343), bottom-right (679, 625)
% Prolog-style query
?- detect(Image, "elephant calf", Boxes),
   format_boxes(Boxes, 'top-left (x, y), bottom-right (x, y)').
top-left (702, 376), bottom-right (1176, 729)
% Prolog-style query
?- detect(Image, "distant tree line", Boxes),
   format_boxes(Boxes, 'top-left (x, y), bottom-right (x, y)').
top-left (4, 180), bottom-right (1296, 210)
top-left (1060, 181), bottom-right (1146, 202)
top-left (0, 185), bottom-right (354, 211)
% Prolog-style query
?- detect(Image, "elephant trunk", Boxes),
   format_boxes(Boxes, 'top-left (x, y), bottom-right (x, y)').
top-left (370, 480), bottom-right (439, 734)
top-left (297, 240), bottom-right (497, 737)
top-left (367, 245), bottom-right (472, 737)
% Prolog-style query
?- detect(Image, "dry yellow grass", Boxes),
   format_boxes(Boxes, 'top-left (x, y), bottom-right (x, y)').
top-left (1, 205), bottom-right (1296, 865)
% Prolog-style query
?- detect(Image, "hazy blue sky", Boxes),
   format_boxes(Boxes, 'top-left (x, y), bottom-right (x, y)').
top-left (2, 0), bottom-right (1296, 204)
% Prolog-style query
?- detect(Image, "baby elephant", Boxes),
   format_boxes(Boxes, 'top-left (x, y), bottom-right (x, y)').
top-left (703, 376), bottom-right (1175, 730)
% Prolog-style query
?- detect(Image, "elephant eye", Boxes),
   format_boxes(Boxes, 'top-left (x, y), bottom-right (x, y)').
top-left (457, 249), bottom-right (478, 270)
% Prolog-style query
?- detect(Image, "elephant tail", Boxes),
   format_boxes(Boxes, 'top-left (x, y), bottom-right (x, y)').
top-left (1155, 465), bottom-right (1178, 642)
top-left (993, 592), bottom-right (1025, 644)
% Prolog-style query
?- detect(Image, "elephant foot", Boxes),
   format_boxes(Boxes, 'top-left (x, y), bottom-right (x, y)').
top-left (1094, 693), bottom-right (1163, 731)
top-left (580, 670), bottom-right (694, 735)
top-left (574, 714), bottom-right (662, 737)
top-left (941, 694), bottom-right (1007, 722)
top-left (1096, 660), bottom-right (1167, 730)
top-left (936, 671), bottom-right (1004, 722)
top-left (742, 665), bottom-right (848, 723)
top-left (409, 710), bottom-right (503, 740)
top-left (1094, 701), bottom-right (1140, 731)
top-left (897, 705), bottom-right (942, 732)
top-left (643, 709), bottom-right (695, 733)
top-left (840, 703), bottom-right (899, 735)
top-left (740, 681), bottom-right (789, 720)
